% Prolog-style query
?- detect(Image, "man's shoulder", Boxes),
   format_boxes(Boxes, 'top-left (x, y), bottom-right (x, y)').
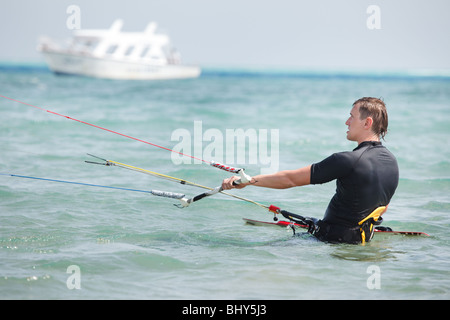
top-left (331, 149), bottom-right (360, 162)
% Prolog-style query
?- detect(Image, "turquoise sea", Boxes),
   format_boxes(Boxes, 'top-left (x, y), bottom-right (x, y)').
top-left (0, 63), bottom-right (449, 301)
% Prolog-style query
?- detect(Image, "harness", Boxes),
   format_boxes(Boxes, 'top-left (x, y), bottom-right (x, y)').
top-left (279, 206), bottom-right (386, 244)
top-left (357, 206), bottom-right (385, 244)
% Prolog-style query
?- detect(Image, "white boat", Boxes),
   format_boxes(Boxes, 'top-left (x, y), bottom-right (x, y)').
top-left (37, 19), bottom-right (201, 80)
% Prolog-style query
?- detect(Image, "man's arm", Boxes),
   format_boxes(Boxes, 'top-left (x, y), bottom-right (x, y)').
top-left (222, 165), bottom-right (311, 190)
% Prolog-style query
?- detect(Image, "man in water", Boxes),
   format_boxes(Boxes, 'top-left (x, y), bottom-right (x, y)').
top-left (222, 97), bottom-right (399, 244)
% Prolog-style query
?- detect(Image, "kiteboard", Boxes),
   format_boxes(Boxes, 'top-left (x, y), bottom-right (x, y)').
top-left (243, 218), bottom-right (430, 236)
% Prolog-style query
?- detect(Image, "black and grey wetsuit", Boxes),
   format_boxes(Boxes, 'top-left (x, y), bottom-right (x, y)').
top-left (310, 141), bottom-right (399, 243)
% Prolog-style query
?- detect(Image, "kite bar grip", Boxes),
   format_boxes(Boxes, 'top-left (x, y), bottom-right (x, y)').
top-left (175, 186), bottom-right (223, 209)
top-left (210, 161), bottom-right (242, 174)
top-left (232, 169), bottom-right (252, 186)
top-left (150, 190), bottom-right (186, 199)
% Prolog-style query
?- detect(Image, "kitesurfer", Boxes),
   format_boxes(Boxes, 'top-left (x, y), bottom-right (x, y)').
top-left (222, 97), bottom-right (399, 244)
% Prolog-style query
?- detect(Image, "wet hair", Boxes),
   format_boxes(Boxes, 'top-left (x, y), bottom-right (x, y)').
top-left (353, 97), bottom-right (389, 140)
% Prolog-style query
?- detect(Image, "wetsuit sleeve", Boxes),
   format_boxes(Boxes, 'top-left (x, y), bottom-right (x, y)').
top-left (310, 152), bottom-right (354, 184)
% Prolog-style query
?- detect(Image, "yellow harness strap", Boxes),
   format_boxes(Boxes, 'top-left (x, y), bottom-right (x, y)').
top-left (358, 206), bottom-right (386, 244)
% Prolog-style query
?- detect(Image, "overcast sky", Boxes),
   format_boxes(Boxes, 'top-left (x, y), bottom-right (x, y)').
top-left (1, 0), bottom-right (449, 70)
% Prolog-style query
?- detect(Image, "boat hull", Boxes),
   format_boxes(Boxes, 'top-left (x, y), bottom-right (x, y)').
top-left (41, 51), bottom-right (201, 80)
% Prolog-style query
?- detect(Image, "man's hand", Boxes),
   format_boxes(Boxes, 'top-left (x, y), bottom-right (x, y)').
top-left (221, 176), bottom-right (248, 190)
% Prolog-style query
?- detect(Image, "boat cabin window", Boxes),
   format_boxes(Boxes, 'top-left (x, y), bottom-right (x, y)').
top-left (84, 40), bottom-right (98, 49)
top-left (106, 45), bottom-right (118, 55)
top-left (125, 46), bottom-right (134, 56)
top-left (140, 46), bottom-right (151, 58)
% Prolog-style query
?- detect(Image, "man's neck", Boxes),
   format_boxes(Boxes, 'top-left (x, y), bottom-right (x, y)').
top-left (357, 134), bottom-right (380, 145)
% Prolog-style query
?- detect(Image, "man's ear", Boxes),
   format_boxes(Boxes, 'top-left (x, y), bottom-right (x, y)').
top-left (364, 117), bottom-right (373, 129)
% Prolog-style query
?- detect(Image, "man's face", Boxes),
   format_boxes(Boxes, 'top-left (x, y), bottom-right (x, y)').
top-left (345, 104), bottom-right (366, 142)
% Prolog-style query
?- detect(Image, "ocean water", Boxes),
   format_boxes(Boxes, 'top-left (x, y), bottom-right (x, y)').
top-left (0, 63), bottom-right (449, 300)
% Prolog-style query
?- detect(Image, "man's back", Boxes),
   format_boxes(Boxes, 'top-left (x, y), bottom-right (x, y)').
top-left (311, 141), bottom-right (399, 227)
